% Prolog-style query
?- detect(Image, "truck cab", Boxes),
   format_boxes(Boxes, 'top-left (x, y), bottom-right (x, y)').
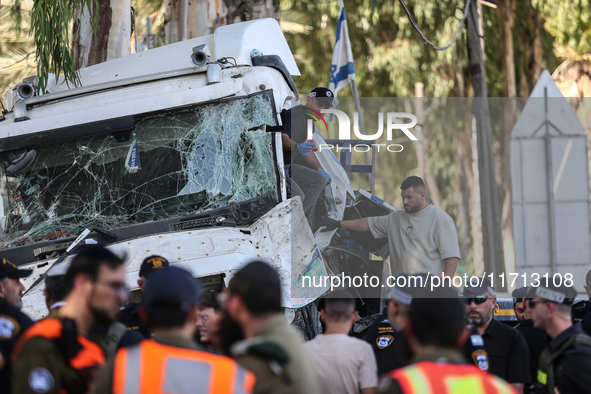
top-left (0, 18), bottom-right (334, 320)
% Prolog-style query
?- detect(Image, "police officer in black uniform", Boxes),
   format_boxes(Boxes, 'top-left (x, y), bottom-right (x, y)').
top-left (461, 278), bottom-right (530, 393)
top-left (571, 268), bottom-right (591, 336)
top-left (529, 283), bottom-right (591, 394)
top-left (116, 255), bottom-right (169, 338)
top-left (364, 307), bottom-right (405, 376)
top-left (379, 275), bottom-right (489, 376)
top-left (513, 287), bottom-right (548, 394)
top-left (0, 258), bottom-right (34, 394)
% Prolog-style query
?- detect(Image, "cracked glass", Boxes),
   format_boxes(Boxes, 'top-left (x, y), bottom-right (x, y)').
top-left (0, 93), bottom-right (278, 248)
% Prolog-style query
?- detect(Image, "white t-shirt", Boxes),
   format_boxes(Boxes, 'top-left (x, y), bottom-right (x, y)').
top-left (367, 204), bottom-right (461, 276)
top-left (306, 334), bottom-right (378, 394)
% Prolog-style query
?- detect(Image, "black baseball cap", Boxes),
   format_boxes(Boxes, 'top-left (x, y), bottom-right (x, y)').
top-left (463, 277), bottom-right (495, 297)
top-left (529, 283), bottom-right (577, 306)
top-left (143, 266), bottom-right (202, 313)
top-left (511, 286), bottom-right (528, 303)
top-left (139, 255), bottom-right (169, 278)
top-left (0, 258), bottom-right (32, 281)
top-left (310, 87), bottom-right (334, 106)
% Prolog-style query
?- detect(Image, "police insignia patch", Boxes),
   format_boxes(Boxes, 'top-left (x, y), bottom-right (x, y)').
top-left (376, 334), bottom-right (394, 349)
top-left (471, 349), bottom-right (489, 372)
top-left (28, 368), bottom-right (55, 393)
top-left (0, 315), bottom-right (19, 339)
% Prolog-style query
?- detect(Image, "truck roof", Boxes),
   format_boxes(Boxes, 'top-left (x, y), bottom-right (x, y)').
top-left (42, 17), bottom-right (300, 97)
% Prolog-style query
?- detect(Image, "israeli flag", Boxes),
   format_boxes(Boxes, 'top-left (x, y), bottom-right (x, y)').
top-left (329, 0), bottom-right (356, 97)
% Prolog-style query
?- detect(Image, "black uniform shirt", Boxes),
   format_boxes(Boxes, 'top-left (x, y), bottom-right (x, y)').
top-left (572, 300), bottom-right (591, 337)
top-left (279, 105), bottom-right (309, 166)
top-left (480, 319), bottom-right (531, 383)
top-left (116, 302), bottom-right (150, 339)
top-left (515, 318), bottom-right (548, 392)
top-left (464, 325), bottom-right (490, 372)
top-left (549, 323), bottom-right (591, 394)
top-left (363, 311), bottom-right (407, 376)
top-left (0, 297), bottom-right (33, 394)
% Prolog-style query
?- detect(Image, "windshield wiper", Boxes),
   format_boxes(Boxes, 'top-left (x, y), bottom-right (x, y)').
top-left (22, 225), bottom-right (118, 297)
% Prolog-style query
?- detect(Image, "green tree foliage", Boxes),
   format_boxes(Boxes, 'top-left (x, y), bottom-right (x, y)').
top-left (30, 0), bottom-right (97, 93)
top-left (282, 0), bottom-right (590, 273)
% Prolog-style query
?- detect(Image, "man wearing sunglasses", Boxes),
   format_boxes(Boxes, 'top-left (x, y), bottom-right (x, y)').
top-left (380, 286), bottom-right (517, 394)
top-left (512, 287), bottom-right (547, 394)
top-left (461, 278), bottom-right (530, 394)
top-left (13, 246), bottom-right (127, 394)
top-left (529, 284), bottom-right (591, 394)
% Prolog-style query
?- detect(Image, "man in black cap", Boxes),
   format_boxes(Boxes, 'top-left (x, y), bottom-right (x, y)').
top-left (512, 286), bottom-right (527, 324)
top-left (93, 266), bottom-right (255, 394)
top-left (462, 278), bottom-right (530, 393)
top-left (514, 286), bottom-right (548, 394)
top-left (278, 87), bottom-right (334, 213)
top-left (384, 275), bottom-right (489, 376)
top-left (571, 268), bottom-right (591, 336)
top-left (379, 286), bottom-right (516, 394)
top-left (0, 258), bottom-right (34, 394)
top-left (116, 255), bottom-right (169, 338)
top-left (224, 260), bottom-right (320, 394)
top-left (529, 283), bottom-right (591, 394)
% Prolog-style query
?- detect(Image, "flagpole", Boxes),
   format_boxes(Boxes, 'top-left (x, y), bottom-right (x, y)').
top-left (330, 0), bottom-right (374, 193)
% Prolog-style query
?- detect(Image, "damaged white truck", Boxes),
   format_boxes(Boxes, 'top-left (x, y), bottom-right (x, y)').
top-left (0, 19), bottom-right (391, 335)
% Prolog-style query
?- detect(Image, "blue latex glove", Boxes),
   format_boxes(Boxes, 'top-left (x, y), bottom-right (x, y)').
top-left (319, 169), bottom-right (331, 183)
top-left (297, 141), bottom-right (315, 157)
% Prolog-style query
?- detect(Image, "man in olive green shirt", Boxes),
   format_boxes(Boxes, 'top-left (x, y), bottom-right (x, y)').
top-left (13, 246), bottom-right (127, 394)
top-left (225, 261), bottom-right (320, 394)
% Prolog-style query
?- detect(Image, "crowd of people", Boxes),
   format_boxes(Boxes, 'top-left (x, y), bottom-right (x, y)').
top-left (0, 244), bottom-right (590, 394)
top-left (0, 97), bottom-right (589, 393)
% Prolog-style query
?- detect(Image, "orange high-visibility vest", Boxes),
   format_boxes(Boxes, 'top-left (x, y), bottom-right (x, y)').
top-left (388, 361), bottom-right (517, 394)
top-left (13, 318), bottom-right (105, 389)
top-left (112, 340), bottom-right (255, 394)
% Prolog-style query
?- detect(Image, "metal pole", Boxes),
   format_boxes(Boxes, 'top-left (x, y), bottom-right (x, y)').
top-left (467, 0), bottom-right (506, 290)
top-left (350, 79), bottom-right (374, 194)
top-left (544, 87), bottom-right (558, 274)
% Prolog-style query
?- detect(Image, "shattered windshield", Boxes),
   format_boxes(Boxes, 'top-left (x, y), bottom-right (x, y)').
top-left (0, 93), bottom-right (278, 248)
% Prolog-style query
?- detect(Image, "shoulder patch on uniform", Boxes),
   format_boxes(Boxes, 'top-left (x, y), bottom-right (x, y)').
top-left (470, 334), bottom-right (484, 347)
top-left (0, 315), bottom-right (20, 339)
top-left (471, 349), bottom-right (489, 372)
top-left (376, 334), bottom-right (394, 349)
top-left (28, 367), bottom-right (55, 393)
top-left (247, 342), bottom-right (290, 365)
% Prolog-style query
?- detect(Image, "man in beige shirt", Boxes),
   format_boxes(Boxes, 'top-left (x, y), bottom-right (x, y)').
top-left (321, 176), bottom-right (460, 277)
top-left (307, 291), bottom-right (377, 394)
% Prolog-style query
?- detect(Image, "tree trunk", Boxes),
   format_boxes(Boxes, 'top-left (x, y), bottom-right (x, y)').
top-left (227, 0), bottom-right (279, 24)
top-left (187, 0), bottom-right (228, 39)
top-left (414, 83), bottom-right (443, 208)
top-left (165, 0), bottom-right (188, 44)
top-left (497, 0), bottom-right (517, 277)
top-left (519, 2), bottom-right (543, 96)
top-left (72, 0), bottom-right (131, 70)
